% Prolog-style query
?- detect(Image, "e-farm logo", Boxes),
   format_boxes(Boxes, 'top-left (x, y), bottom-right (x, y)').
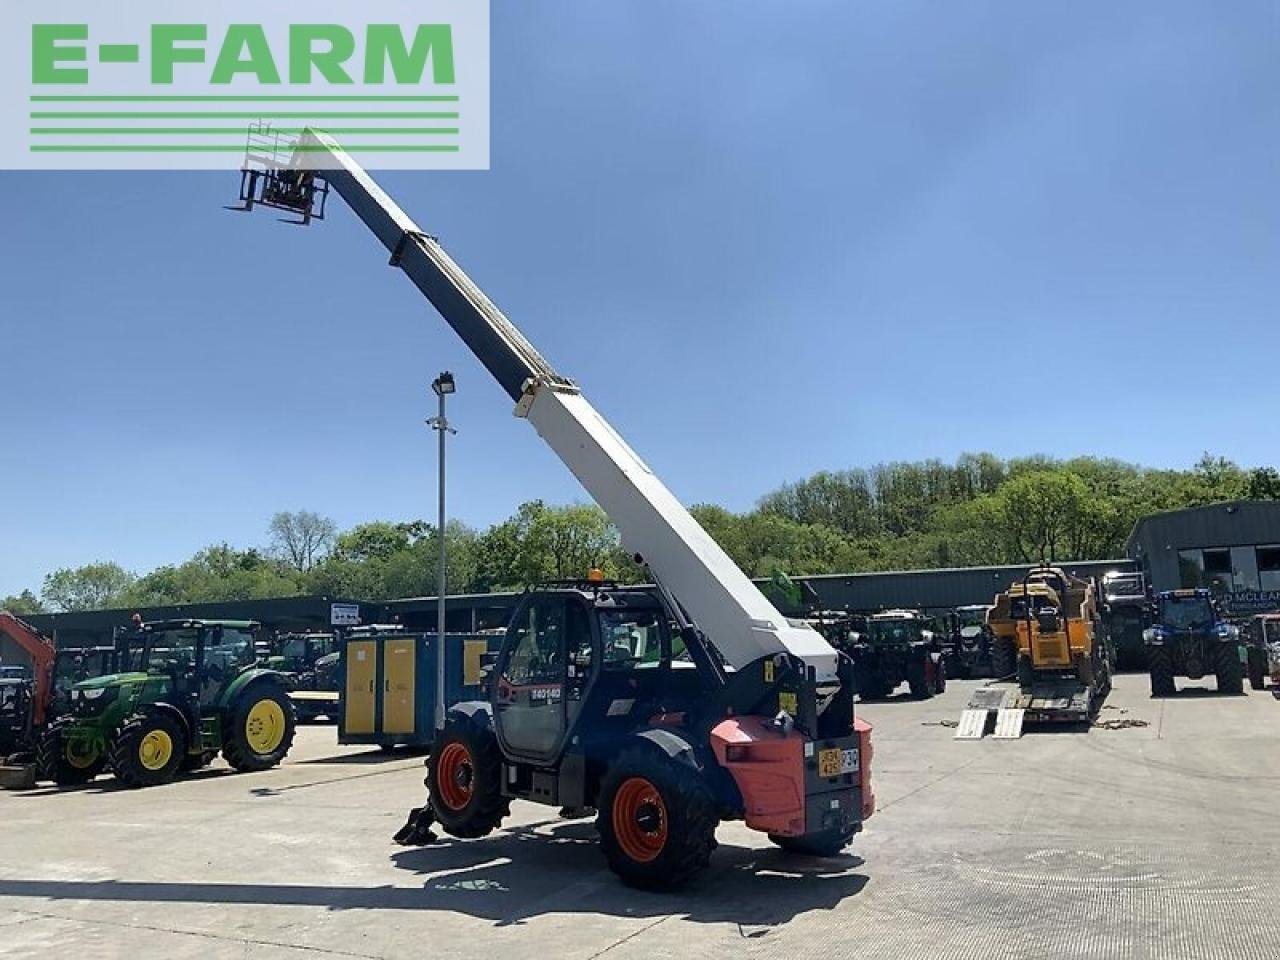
top-left (2, 1), bottom-right (490, 170)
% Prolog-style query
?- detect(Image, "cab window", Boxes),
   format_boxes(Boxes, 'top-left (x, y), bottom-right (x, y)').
top-left (504, 598), bottom-right (566, 686)
top-left (600, 610), bottom-right (664, 670)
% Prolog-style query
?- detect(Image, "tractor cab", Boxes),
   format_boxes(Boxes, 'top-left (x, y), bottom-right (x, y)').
top-left (1152, 590), bottom-right (1218, 634)
top-left (269, 632), bottom-right (338, 676)
top-left (0, 668), bottom-right (35, 756)
top-left (865, 610), bottom-right (933, 648)
top-left (49, 646), bottom-right (117, 717)
top-left (944, 604), bottom-right (995, 679)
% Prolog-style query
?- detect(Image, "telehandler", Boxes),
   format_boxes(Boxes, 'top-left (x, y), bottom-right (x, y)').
top-left (234, 130), bottom-right (874, 888)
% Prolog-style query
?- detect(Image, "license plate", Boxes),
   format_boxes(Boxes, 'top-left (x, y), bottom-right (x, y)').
top-left (817, 747), bottom-right (859, 778)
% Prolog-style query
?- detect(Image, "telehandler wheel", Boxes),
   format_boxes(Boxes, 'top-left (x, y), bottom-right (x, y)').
top-left (768, 827), bottom-right (855, 858)
top-left (427, 723), bottom-right (508, 838)
top-left (1247, 648), bottom-right (1267, 691)
top-left (223, 685), bottom-right (296, 772)
top-left (1147, 647), bottom-right (1176, 697)
top-left (1215, 645), bottom-right (1244, 696)
top-left (110, 713), bottom-right (186, 788)
top-left (37, 719), bottom-right (104, 786)
top-left (597, 747), bottom-right (718, 890)
top-left (991, 637), bottom-right (1016, 679)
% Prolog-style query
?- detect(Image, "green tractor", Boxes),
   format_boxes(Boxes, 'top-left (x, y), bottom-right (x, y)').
top-left (266, 631), bottom-right (340, 722)
top-left (38, 619), bottom-right (296, 788)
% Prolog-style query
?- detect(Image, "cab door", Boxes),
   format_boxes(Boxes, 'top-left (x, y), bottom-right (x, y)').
top-left (344, 640), bottom-right (377, 735)
top-left (494, 594), bottom-right (595, 762)
top-left (381, 637), bottom-right (416, 734)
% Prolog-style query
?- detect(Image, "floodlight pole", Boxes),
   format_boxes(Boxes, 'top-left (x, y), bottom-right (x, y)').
top-left (428, 371), bottom-right (456, 732)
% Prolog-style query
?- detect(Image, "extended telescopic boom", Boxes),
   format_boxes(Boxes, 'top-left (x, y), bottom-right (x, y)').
top-left (248, 131), bottom-right (839, 682)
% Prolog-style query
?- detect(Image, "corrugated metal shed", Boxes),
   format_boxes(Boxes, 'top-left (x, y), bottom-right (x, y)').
top-left (1126, 500), bottom-right (1280, 592)
top-left (21, 596), bottom-right (376, 649)
top-left (778, 560), bottom-right (1134, 615)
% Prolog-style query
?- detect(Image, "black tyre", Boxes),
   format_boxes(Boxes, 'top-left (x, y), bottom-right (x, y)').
top-left (1148, 647), bottom-right (1176, 697)
top-left (37, 719), bottom-right (104, 786)
top-left (934, 656), bottom-right (947, 694)
top-left (1016, 653), bottom-right (1036, 690)
top-left (1215, 644), bottom-right (1244, 696)
top-left (853, 663), bottom-right (887, 700)
top-left (427, 722), bottom-right (509, 839)
top-left (110, 713), bottom-right (186, 788)
top-left (906, 656), bottom-right (932, 699)
top-left (768, 828), bottom-right (855, 857)
top-left (597, 746), bottom-right (718, 889)
top-left (1247, 648), bottom-right (1267, 691)
top-left (180, 750), bottom-right (216, 772)
top-left (991, 637), bottom-right (1017, 679)
top-left (222, 684), bottom-right (296, 772)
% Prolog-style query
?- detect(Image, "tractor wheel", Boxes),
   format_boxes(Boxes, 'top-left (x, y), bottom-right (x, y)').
top-left (427, 722), bottom-right (509, 839)
top-left (1147, 647), bottom-right (1176, 697)
top-left (181, 750), bottom-right (217, 772)
top-left (769, 827), bottom-right (855, 858)
top-left (597, 747), bottom-right (718, 890)
top-left (991, 637), bottom-right (1016, 679)
top-left (110, 713), bottom-right (186, 788)
top-left (222, 685), bottom-right (297, 772)
top-left (1247, 648), bottom-right (1267, 691)
top-left (1215, 645), bottom-right (1244, 696)
top-left (906, 657), bottom-right (932, 699)
top-left (37, 720), bottom-right (104, 787)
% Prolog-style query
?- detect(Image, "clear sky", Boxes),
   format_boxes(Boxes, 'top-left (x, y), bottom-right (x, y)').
top-left (2, 1), bottom-right (1277, 598)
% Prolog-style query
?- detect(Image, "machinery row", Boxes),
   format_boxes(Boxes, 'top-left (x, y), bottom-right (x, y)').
top-left (804, 566), bottom-right (1280, 737)
top-left (5, 129), bottom-right (1278, 889)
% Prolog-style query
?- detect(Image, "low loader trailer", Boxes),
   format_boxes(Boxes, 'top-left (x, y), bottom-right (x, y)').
top-left (957, 566), bottom-right (1111, 739)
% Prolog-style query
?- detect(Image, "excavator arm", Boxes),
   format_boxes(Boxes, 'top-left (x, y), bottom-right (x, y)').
top-left (235, 131), bottom-right (839, 684)
top-left (0, 612), bottom-right (56, 726)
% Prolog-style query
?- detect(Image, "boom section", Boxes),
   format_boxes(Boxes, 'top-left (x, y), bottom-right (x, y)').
top-left (289, 132), bottom-right (839, 681)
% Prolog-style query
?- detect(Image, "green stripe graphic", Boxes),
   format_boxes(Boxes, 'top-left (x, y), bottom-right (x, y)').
top-left (30, 144), bottom-right (461, 153)
top-left (31, 127), bottom-right (460, 135)
top-left (31, 95), bottom-right (459, 102)
top-left (31, 112), bottom-right (459, 119)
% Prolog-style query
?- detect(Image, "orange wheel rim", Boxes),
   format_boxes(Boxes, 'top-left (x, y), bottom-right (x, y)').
top-left (436, 742), bottom-right (474, 811)
top-left (612, 777), bottom-right (668, 863)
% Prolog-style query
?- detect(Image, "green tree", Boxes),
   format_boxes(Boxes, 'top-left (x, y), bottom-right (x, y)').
top-left (1, 589), bottom-right (45, 615)
top-left (1248, 467), bottom-right (1280, 500)
top-left (125, 544), bottom-right (303, 606)
top-left (41, 562), bottom-right (136, 612)
top-left (269, 510), bottom-right (337, 571)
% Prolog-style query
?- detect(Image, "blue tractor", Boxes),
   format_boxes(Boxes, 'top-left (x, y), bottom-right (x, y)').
top-left (1143, 589), bottom-right (1243, 697)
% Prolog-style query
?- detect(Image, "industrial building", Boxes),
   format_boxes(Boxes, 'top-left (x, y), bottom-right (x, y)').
top-left (1127, 499), bottom-right (1280, 615)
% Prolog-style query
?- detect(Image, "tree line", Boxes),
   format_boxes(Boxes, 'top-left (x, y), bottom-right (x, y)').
top-left (6, 452), bottom-right (1278, 615)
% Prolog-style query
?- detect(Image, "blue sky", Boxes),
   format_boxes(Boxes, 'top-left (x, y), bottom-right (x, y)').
top-left (2, 1), bottom-right (1277, 598)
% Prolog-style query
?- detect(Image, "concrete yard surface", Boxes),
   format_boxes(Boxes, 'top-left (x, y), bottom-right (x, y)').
top-left (2, 673), bottom-right (1278, 959)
